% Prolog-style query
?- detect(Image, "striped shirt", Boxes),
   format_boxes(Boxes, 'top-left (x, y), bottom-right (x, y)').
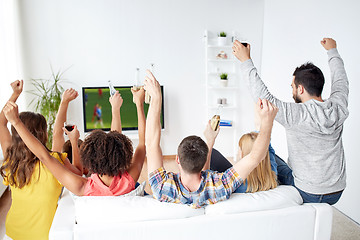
top-left (149, 167), bottom-right (243, 208)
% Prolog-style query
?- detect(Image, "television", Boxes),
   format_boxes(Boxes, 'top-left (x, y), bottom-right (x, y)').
top-left (82, 86), bottom-right (164, 132)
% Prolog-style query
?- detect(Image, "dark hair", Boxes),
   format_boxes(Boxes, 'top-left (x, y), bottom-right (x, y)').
top-left (177, 136), bottom-right (208, 174)
top-left (293, 62), bottom-right (325, 97)
top-left (62, 139), bottom-right (84, 164)
top-left (80, 130), bottom-right (133, 176)
top-left (0, 112), bottom-right (48, 188)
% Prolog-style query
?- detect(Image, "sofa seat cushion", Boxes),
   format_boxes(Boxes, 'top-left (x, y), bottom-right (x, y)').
top-left (205, 185), bottom-right (302, 215)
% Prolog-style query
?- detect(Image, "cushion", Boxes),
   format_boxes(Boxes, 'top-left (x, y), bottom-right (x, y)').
top-left (74, 182), bottom-right (204, 225)
top-left (205, 185), bottom-right (303, 215)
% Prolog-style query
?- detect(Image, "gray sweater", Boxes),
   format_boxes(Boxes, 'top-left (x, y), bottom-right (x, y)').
top-left (240, 48), bottom-right (349, 194)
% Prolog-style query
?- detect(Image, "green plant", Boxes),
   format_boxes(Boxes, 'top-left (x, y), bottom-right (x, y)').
top-left (28, 67), bottom-right (68, 148)
top-left (219, 32), bottom-right (227, 37)
top-left (220, 73), bottom-right (228, 80)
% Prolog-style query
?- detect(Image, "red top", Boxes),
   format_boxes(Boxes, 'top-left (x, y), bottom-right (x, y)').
top-left (83, 171), bottom-right (135, 196)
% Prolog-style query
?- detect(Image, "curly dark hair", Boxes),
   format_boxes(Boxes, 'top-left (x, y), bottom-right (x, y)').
top-left (80, 130), bottom-right (133, 176)
top-left (0, 111), bottom-right (49, 188)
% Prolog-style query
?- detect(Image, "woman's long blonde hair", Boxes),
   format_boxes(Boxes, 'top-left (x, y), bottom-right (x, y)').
top-left (239, 132), bottom-right (277, 193)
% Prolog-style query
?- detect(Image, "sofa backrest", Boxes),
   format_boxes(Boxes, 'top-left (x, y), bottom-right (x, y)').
top-left (205, 185), bottom-right (303, 215)
top-left (75, 195), bottom-right (205, 225)
top-left (73, 185), bottom-right (302, 225)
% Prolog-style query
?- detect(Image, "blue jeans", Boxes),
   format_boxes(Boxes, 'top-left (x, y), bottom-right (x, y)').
top-left (275, 154), bottom-right (343, 205)
top-left (135, 182), bottom-right (148, 196)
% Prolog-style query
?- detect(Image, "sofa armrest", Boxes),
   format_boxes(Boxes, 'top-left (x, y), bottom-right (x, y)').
top-left (305, 203), bottom-right (333, 240)
top-left (49, 188), bottom-right (75, 240)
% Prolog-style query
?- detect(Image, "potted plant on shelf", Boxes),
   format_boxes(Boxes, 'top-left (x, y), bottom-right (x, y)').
top-left (220, 73), bottom-right (228, 87)
top-left (28, 67), bottom-right (68, 148)
top-left (218, 31), bottom-right (227, 46)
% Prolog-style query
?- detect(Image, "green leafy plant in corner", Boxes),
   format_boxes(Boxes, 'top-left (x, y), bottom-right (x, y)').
top-left (220, 73), bottom-right (228, 80)
top-left (219, 32), bottom-right (227, 37)
top-left (28, 66), bottom-right (69, 148)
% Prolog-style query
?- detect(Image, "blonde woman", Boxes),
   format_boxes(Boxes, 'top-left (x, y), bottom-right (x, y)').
top-left (210, 135), bottom-right (278, 193)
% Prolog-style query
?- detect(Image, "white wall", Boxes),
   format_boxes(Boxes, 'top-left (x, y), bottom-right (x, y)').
top-left (0, 0), bottom-right (23, 196)
top-left (17, 0), bottom-right (264, 156)
top-left (261, 0), bottom-right (360, 223)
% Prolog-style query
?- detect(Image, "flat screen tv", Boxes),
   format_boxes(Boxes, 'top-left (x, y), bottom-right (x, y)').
top-left (82, 86), bottom-right (164, 132)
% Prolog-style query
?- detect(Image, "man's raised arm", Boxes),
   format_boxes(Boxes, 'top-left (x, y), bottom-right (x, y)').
top-left (144, 70), bottom-right (163, 174)
top-left (232, 40), bottom-right (302, 127)
top-left (202, 120), bottom-right (219, 171)
top-left (321, 38), bottom-right (349, 110)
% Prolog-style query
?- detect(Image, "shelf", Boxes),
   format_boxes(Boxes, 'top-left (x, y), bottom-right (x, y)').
top-left (205, 30), bottom-right (239, 160)
top-left (208, 86), bottom-right (238, 90)
top-left (207, 45), bottom-right (233, 48)
top-left (219, 125), bottom-right (234, 129)
top-left (208, 104), bottom-right (237, 109)
top-left (207, 59), bottom-right (237, 62)
top-left (207, 72), bottom-right (236, 75)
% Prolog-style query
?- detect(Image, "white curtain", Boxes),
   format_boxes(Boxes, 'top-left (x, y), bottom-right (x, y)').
top-left (0, 0), bottom-right (22, 160)
top-left (0, 0), bottom-right (22, 102)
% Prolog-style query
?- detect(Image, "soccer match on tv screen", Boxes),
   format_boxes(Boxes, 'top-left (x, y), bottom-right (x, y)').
top-left (82, 86), bottom-right (164, 132)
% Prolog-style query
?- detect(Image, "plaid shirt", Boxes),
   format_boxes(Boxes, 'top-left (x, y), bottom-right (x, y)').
top-left (148, 167), bottom-right (243, 208)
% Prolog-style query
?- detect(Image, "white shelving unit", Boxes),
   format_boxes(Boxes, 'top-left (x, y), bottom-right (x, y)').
top-left (204, 30), bottom-right (240, 159)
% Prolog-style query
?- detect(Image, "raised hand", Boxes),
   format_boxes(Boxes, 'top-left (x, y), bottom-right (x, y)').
top-left (256, 99), bottom-right (278, 127)
top-left (202, 119), bottom-right (220, 171)
top-left (62, 88), bottom-right (78, 103)
top-left (109, 91), bottom-right (123, 110)
top-left (131, 87), bottom-right (145, 105)
top-left (232, 40), bottom-right (251, 62)
top-left (204, 120), bottom-right (220, 145)
top-left (144, 70), bottom-right (161, 101)
top-left (1, 81), bottom-right (24, 153)
top-left (63, 125), bottom-right (80, 143)
top-left (321, 38), bottom-right (337, 50)
top-left (3, 101), bottom-right (20, 126)
top-left (10, 80), bottom-right (24, 96)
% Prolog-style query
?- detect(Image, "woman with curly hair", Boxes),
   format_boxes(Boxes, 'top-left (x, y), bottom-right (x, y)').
top-left (2, 87), bottom-right (146, 197)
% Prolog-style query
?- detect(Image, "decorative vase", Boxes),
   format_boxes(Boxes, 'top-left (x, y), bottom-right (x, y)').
top-left (218, 36), bottom-right (227, 46)
top-left (220, 79), bottom-right (228, 87)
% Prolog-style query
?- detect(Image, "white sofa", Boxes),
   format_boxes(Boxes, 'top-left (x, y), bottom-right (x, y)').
top-left (50, 186), bottom-right (333, 240)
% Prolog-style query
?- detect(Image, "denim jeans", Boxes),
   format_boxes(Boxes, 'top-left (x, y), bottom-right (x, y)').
top-left (275, 154), bottom-right (343, 205)
top-left (135, 182), bottom-right (148, 196)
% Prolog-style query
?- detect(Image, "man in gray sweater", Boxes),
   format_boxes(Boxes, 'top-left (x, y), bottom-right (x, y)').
top-left (232, 38), bottom-right (348, 205)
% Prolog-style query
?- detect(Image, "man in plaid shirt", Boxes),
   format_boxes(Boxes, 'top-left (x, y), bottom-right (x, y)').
top-left (144, 70), bottom-right (278, 208)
